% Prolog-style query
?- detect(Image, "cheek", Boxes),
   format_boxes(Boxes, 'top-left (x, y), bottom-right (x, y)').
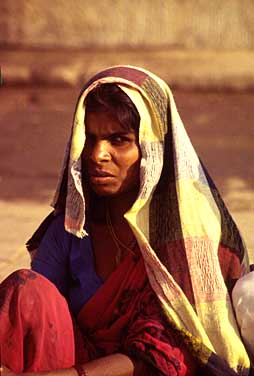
top-left (122, 149), bottom-right (141, 176)
top-left (132, 147), bottom-right (141, 169)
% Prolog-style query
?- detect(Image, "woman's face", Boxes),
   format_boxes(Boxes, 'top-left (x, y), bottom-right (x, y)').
top-left (82, 111), bottom-right (141, 197)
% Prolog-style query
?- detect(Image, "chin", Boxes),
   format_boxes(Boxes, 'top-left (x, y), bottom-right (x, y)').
top-left (91, 186), bottom-right (120, 197)
top-left (89, 181), bottom-right (139, 199)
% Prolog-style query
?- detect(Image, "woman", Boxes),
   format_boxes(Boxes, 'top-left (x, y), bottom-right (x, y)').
top-left (0, 66), bottom-right (251, 375)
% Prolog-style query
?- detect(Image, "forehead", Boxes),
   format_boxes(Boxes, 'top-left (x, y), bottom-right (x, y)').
top-left (85, 111), bottom-right (136, 135)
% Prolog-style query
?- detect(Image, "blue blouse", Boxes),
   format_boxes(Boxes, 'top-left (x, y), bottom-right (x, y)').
top-left (31, 214), bottom-right (103, 315)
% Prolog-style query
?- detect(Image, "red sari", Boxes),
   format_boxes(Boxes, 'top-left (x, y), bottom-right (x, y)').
top-left (0, 269), bottom-right (75, 372)
top-left (0, 254), bottom-right (196, 375)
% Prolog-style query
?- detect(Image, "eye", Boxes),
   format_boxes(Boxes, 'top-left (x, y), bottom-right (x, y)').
top-left (109, 133), bottom-right (134, 145)
top-left (111, 135), bottom-right (127, 144)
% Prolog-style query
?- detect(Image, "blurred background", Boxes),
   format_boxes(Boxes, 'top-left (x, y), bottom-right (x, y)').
top-left (0, 0), bottom-right (253, 281)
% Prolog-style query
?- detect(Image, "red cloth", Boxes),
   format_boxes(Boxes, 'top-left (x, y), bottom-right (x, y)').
top-left (0, 256), bottom-right (196, 375)
top-left (76, 253), bottom-right (196, 375)
top-left (0, 269), bottom-right (75, 372)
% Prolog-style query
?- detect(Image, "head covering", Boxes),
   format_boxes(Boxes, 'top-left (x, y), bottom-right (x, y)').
top-left (28, 66), bottom-right (250, 374)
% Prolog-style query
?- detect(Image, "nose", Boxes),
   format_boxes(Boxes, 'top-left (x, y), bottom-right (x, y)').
top-left (89, 140), bottom-right (111, 163)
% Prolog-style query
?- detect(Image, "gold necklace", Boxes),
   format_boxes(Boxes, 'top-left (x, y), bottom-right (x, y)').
top-left (106, 205), bottom-right (136, 265)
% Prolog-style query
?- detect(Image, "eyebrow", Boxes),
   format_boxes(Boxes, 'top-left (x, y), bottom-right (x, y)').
top-left (86, 130), bottom-right (135, 137)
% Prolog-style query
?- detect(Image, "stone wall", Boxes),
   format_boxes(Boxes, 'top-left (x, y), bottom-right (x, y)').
top-left (1, 0), bottom-right (254, 50)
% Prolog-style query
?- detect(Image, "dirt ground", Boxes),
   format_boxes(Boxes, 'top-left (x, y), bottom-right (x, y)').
top-left (0, 86), bottom-right (253, 281)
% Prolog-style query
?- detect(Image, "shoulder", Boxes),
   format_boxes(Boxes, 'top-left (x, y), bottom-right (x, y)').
top-left (45, 213), bottom-right (71, 239)
top-left (37, 213), bottom-right (73, 257)
top-left (34, 213), bottom-right (91, 264)
top-left (48, 213), bottom-right (66, 234)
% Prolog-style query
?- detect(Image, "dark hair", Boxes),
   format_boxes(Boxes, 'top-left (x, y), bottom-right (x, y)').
top-left (85, 83), bottom-right (140, 131)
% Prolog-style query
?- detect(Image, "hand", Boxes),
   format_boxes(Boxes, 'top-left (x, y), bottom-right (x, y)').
top-left (0, 366), bottom-right (17, 376)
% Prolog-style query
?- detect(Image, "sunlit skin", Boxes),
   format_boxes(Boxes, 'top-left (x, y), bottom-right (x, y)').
top-left (82, 111), bottom-right (141, 201)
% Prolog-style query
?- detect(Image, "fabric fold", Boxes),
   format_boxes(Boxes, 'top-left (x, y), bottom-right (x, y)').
top-left (28, 65), bottom-right (250, 374)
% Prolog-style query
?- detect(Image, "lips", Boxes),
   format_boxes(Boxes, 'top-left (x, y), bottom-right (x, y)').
top-left (87, 169), bottom-right (115, 186)
top-left (89, 170), bottom-right (114, 178)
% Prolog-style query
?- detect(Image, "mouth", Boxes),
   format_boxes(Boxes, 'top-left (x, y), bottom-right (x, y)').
top-left (89, 170), bottom-right (114, 178)
top-left (88, 170), bottom-right (115, 185)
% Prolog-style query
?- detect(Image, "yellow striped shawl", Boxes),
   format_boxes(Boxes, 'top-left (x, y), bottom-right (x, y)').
top-left (52, 65), bottom-right (250, 374)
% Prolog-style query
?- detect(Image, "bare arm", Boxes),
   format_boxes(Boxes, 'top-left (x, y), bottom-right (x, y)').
top-left (2, 353), bottom-right (135, 376)
top-left (79, 354), bottom-right (134, 376)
